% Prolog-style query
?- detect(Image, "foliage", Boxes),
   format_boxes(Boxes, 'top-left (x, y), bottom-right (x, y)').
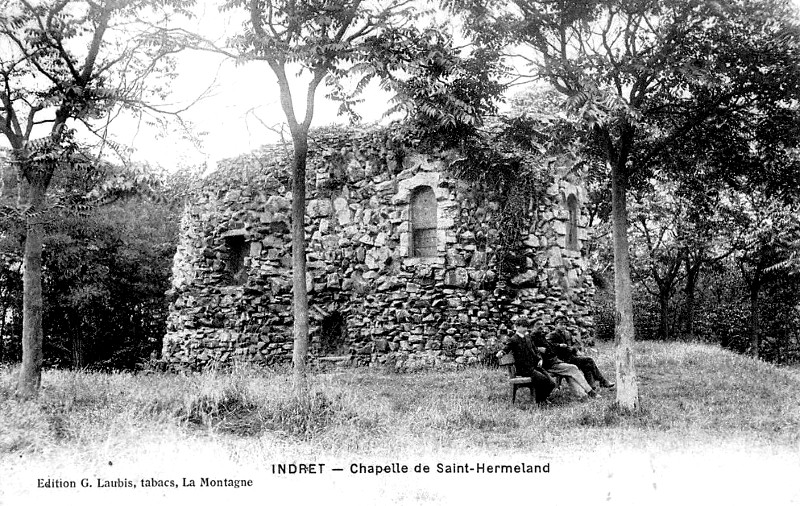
top-left (384, 33), bottom-right (508, 143)
top-left (393, 83), bottom-right (594, 277)
top-left (0, 251), bottom-right (22, 362)
top-left (588, 177), bottom-right (800, 362)
top-left (628, 257), bottom-right (800, 364)
top-left (1, 0), bottom-right (196, 396)
top-left (591, 286), bottom-right (615, 342)
top-left (626, 178), bottom-right (723, 340)
top-left (445, 0), bottom-right (800, 224)
top-left (0, 0), bottom-right (195, 155)
top-left (447, 0), bottom-right (800, 371)
top-left (0, 157), bottom-right (188, 370)
top-left (731, 193), bottom-right (800, 286)
top-left (42, 198), bottom-right (178, 370)
top-left (757, 282), bottom-right (800, 363)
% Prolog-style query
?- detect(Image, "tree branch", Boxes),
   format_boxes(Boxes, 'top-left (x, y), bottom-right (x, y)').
top-left (301, 67), bottom-right (326, 131)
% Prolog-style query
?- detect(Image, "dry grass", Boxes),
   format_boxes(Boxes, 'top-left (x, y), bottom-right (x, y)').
top-left (1, 341), bottom-right (799, 506)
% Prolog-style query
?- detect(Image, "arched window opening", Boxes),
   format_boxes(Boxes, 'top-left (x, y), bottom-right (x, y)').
top-left (566, 194), bottom-right (579, 251)
top-left (411, 186), bottom-right (437, 257)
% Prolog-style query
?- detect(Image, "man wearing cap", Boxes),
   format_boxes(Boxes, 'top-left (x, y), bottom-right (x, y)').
top-left (528, 321), bottom-right (599, 399)
top-left (547, 317), bottom-right (615, 389)
top-left (496, 318), bottom-right (557, 404)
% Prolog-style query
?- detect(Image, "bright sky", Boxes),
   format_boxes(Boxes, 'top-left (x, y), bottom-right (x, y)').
top-left (118, 2), bottom-right (401, 172)
top-left (123, 50), bottom-right (395, 171)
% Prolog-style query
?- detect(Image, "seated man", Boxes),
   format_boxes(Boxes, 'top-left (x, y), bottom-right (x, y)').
top-left (529, 321), bottom-right (599, 399)
top-left (496, 318), bottom-right (556, 404)
top-left (547, 317), bottom-right (614, 389)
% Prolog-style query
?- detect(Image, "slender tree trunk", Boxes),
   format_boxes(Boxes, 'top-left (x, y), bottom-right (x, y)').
top-left (658, 289), bottom-right (670, 341)
top-left (0, 288), bottom-right (8, 357)
top-left (72, 321), bottom-right (85, 369)
top-left (611, 161), bottom-right (639, 411)
top-left (266, 58), bottom-right (324, 398)
top-left (17, 180), bottom-right (46, 398)
top-left (683, 262), bottom-right (700, 340)
top-left (290, 133), bottom-right (310, 395)
top-left (749, 286), bottom-right (761, 359)
top-left (0, 302), bottom-right (6, 362)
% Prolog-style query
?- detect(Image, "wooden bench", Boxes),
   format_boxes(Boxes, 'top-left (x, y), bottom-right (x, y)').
top-left (499, 353), bottom-right (536, 403)
top-left (499, 352), bottom-right (564, 403)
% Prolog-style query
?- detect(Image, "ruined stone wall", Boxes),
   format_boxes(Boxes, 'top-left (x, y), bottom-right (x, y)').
top-left (163, 128), bottom-right (594, 370)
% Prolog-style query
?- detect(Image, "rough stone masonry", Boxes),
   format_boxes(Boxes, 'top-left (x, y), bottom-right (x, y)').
top-left (163, 127), bottom-right (595, 371)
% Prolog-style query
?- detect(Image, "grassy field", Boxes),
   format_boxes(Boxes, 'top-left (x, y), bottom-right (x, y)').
top-left (1, 341), bottom-right (799, 506)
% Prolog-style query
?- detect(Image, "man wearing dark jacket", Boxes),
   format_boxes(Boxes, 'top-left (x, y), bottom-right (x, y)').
top-left (529, 323), bottom-right (598, 399)
top-left (496, 318), bottom-right (556, 404)
top-left (547, 318), bottom-right (614, 389)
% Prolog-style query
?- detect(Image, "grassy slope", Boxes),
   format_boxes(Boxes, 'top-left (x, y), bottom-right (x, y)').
top-left (1, 341), bottom-right (799, 506)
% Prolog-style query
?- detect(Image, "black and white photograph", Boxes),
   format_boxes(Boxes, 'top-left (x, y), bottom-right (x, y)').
top-left (1, 0), bottom-right (799, 504)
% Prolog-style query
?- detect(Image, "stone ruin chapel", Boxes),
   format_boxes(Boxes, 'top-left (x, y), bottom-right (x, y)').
top-left (162, 127), bottom-right (595, 371)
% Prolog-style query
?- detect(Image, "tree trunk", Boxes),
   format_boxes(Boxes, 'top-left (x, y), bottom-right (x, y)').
top-left (72, 323), bottom-right (85, 370)
top-left (17, 180), bottom-right (46, 398)
top-left (749, 286), bottom-right (760, 359)
top-left (658, 290), bottom-right (670, 341)
top-left (682, 261), bottom-right (700, 340)
top-left (611, 161), bottom-right (639, 411)
top-left (290, 134), bottom-right (310, 395)
top-left (0, 302), bottom-right (6, 362)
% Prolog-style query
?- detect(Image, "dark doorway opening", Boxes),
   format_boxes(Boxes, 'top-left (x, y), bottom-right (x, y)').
top-left (319, 311), bottom-right (347, 355)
